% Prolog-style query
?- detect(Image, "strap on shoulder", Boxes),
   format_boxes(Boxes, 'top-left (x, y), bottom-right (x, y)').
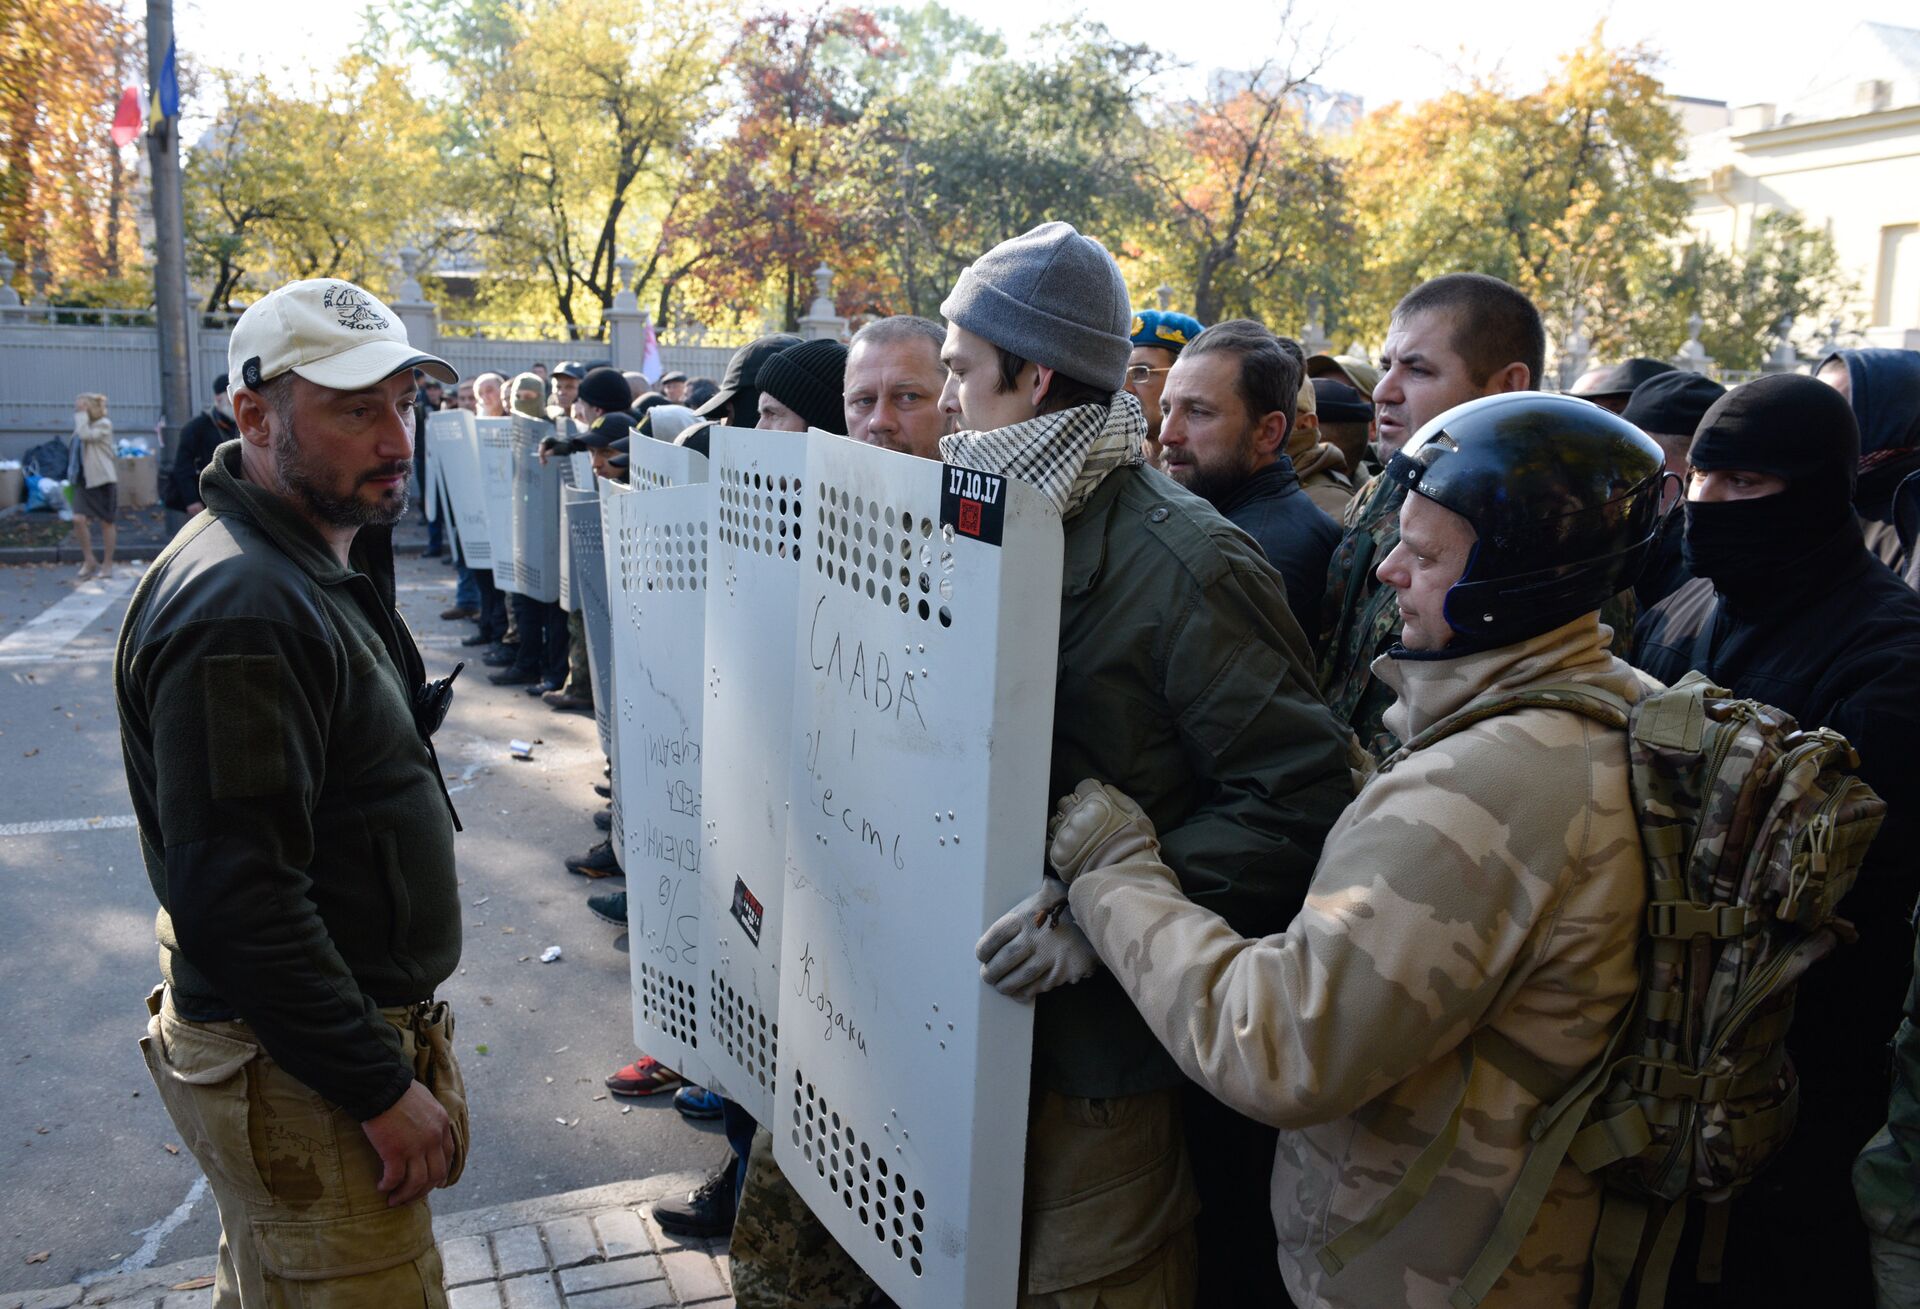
top-left (1382, 681), bottom-right (1631, 773)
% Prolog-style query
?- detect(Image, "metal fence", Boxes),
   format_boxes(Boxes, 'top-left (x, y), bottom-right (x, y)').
top-left (0, 316), bottom-right (735, 461)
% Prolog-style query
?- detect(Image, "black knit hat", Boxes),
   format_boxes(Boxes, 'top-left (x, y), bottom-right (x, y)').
top-left (577, 366), bottom-right (633, 414)
top-left (755, 339), bottom-right (849, 434)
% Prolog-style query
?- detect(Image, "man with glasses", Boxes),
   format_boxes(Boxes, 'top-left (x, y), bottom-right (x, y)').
top-left (1123, 309), bottom-right (1203, 467)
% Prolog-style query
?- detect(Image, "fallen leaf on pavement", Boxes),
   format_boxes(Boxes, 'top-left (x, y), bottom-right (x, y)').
top-left (22, 748), bottom-right (38, 758)
top-left (25, 1251), bottom-right (49, 1264)
top-left (172, 1276), bottom-right (216, 1290)
top-left (162, 1143), bottom-right (180, 1155)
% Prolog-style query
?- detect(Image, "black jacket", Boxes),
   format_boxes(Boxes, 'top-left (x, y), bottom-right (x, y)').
top-left (1212, 458), bottom-right (1341, 629)
top-left (1632, 538), bottom-right (1920, 1164)
top-left (116, 442), bottom-right (461, 1120)
top-left (165, 407), bottom-right (235, 511)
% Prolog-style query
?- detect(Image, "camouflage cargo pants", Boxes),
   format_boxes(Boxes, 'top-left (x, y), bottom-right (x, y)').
top-left (563, 610), bottom-right (590, 699)
top-left (139, 987), bottom-right (467, 1308)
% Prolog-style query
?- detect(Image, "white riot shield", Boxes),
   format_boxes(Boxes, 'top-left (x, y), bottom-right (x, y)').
top-left (508, 415), bottom-right (562, 602)
top-left (776, 436), bottom-right (1062, 1308)
top-left (628, 438), bottom-right (708, 490)
top-left (567, 483), bottom-right (609, 752)
top-left (594, 479), bottom-right (630, 859)
top-left (428, 411), bottom-right (491, 570)
top-left (607, 479), bottom-right (713, 1088)
top-left (477, 417), bottom-right (516, 584)
top-left (558, 456), bottom-right (580, 614)
top-left (559, 451), bottom-right (597, 613)
top-left (697, 427), bottom-right (807, 1123)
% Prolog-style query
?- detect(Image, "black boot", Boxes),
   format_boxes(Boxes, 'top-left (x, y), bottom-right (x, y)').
top-left (565, 839), bottom-right (621, 878)
top-left (652, 1159), bottom-right (736, 1239)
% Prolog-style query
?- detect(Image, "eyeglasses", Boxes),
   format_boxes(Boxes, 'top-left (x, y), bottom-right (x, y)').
top-left (1124, 365), bottom-right (1173, 386)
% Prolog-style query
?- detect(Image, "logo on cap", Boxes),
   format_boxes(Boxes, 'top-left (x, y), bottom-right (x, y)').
top-left (321, 283), bottom-right (389, 332)
top-left (242, 356), bottom-right (263, 388)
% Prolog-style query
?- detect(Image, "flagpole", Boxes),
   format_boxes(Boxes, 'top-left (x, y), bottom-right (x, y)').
top-left (145, 0), bottom-right (192, 466)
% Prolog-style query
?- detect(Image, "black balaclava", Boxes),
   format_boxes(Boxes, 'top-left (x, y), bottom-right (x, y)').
top-left (1683, 372), bottom-right (1862, 603)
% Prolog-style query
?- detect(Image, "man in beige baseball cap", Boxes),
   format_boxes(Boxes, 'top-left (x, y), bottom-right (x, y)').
top-left (223, 278), bottom-right (457, 559)
top-left (117, 276), bottom-right (469, 1307)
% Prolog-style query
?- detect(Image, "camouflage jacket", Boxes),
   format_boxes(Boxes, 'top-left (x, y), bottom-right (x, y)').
top-left (1317, 472), bottom-right (1410, 757)
top-left (1069, 616), bottom-right (1649, 1309)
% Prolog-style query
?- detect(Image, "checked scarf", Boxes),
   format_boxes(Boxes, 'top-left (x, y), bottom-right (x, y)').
top-left (937, 390), bottom-right (1148, 520)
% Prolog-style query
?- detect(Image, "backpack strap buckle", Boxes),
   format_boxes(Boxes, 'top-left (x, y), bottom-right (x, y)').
top-left (1646, 901), bottom-right (1753, 940)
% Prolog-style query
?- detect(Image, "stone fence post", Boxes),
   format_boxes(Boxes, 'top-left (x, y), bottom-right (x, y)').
top-left (799, 265), bottom-right (848, 342)
top-left (391, 247), bottom-right (439, 358)
top-left (606, 256), bottom-right (646, 373)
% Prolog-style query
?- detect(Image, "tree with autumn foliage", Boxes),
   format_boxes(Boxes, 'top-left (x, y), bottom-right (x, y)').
top-left (1129, 46), bottom-right (1356, 331)
top-left (666, 8), bottom-right (890, 331)
top-left (183, 62), bottom-right (447, 311)
top-left (846, 16), bottom-right (1160, 320)
top-left (1341, 29), bottom-right (1690, 361)
top-left (0, 0), bottom-right (147, 299)
top-left (377, 0), bottom-right (725, 333)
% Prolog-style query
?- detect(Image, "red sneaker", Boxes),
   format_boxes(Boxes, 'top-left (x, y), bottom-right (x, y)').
top-left (606, 1056), bottom-right (684, 1097)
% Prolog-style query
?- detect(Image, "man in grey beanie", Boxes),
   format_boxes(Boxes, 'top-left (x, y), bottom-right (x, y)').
top-left (936, 222), bottom-right (1353, 1305)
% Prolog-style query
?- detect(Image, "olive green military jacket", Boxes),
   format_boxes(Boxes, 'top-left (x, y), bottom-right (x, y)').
top-left (116, 442), bottom-right (461, 1122)
top-left (1036, 461), bottom-right (1355, 1098)
top-left (1070, 615), bottom-right (1649, 1307)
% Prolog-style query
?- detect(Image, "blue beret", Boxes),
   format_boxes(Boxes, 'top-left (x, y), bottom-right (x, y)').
top-left (1130, 310), bottom-right (1204, 353)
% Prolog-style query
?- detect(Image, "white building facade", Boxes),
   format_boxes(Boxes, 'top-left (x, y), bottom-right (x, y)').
top-left (1681, 21), bottom-right (1920, 349)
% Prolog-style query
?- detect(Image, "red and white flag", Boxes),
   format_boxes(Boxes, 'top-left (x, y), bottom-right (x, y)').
top-left (110, 86), bottom-right (142, 147)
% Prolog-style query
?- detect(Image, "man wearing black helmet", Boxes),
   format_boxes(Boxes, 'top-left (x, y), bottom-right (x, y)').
top-left (1041, 393), bottom-right (1665, 1307)
top-left (1631, 374), bottom-right (1920, 1307)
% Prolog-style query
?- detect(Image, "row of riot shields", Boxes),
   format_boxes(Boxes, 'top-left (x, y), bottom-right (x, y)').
top-left (426, 408), bottom-right (570, 601)
top-left (593, 428), bottom-right (1064, 1309)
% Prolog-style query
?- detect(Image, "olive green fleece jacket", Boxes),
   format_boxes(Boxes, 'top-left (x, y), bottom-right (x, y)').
top-left (115, 441), bottom-right (461, 1121)
top-left (1037, 460), bottom-right (1357, 1097)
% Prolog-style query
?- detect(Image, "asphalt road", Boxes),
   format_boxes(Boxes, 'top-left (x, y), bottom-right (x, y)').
top-left (0, 549), bottom-right (718, 1298)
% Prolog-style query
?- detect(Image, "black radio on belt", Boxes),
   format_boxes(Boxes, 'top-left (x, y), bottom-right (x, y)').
top-left (413, 661), bottom-right (464, 740)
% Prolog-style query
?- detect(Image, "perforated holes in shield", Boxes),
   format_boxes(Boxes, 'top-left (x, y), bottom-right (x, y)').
top-left (790, 1066), bottom-right (926, 1276)
top-left (640, 519), bottom-right (709, 593)
top-left (813, 484), bottom-right (952, 627)
top-left (639, 961), bottom-right (698, 1046)
top-left (719, 464), bottom-right (806, 564)
top-left (708, 970), bottom-right (778, 1093)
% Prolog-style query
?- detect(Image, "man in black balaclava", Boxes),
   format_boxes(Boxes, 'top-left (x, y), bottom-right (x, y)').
top-left (1631, 372), bottom-right (1920, 1307)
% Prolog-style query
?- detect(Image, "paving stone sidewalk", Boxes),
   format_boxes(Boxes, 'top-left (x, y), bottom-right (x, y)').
top-left (3, 1174), bottom-right (732, 1309)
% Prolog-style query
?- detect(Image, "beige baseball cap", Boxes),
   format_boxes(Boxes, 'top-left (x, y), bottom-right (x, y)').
top-left (229, 278), bottom-right (458, 393)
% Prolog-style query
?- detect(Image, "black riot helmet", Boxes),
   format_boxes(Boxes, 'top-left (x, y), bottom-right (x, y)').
top-left (1385, 392), bottom-right (1665, 648)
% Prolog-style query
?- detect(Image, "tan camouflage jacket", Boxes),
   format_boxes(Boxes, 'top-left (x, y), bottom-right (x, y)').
top-left (1068, 616), bottom-right (1649, 1308)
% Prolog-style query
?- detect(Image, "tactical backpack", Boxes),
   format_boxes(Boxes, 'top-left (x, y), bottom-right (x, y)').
top-left (1322, 671), bottom-right (1885, 1308)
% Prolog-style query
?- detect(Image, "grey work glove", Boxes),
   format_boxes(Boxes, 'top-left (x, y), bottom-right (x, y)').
top-left (975, 878), bottom-right (1100, 1002)
top-left (1046, 779), bottom-right (1161, 886)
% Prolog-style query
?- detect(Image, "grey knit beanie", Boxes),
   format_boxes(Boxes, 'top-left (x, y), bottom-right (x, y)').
top-left (940, 221), bottom-right (1132, 392)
